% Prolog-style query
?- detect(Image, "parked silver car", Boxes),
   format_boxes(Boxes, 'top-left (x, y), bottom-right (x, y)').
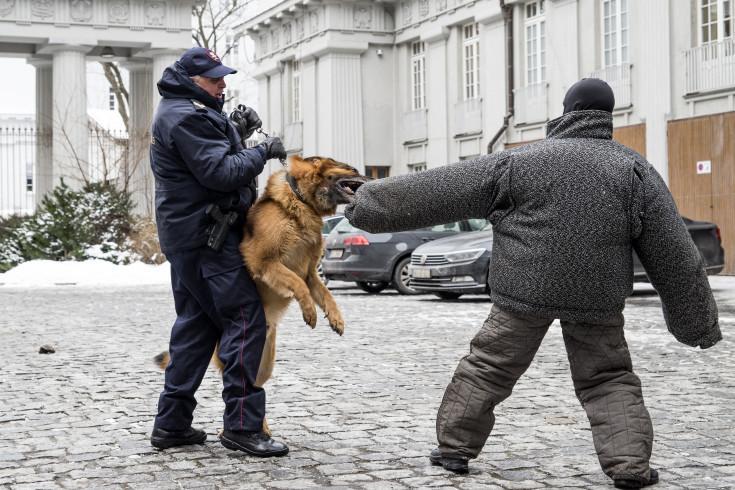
top-left (410, 217), bottom-right (725, 299)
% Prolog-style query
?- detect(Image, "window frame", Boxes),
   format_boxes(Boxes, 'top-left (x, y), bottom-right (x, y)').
top-left (462, 22), bottom-right (480, 100)
top-left (602, 0), bottom-right (628, 67)
top-left (524, 0), bottom-right (546, 85)
top-left (411, 41), bottom-right (426, 110)
top-left (699, 0), bottom-right (734, 45)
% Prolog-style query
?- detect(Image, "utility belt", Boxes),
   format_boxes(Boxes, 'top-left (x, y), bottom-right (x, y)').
top-left (205, 204), bottom-right (238, 252)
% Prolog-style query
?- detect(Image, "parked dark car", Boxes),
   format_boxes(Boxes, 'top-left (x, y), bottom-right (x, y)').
top-left (318, 214), bottom-right (345, 285)
top-left (322, 218), bottom-right (489, 294)
top-left (409, 217), bottom-right (725, 299)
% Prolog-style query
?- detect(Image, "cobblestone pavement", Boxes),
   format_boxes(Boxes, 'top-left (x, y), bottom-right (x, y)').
top-left (1, 276), bottom-right (734, 489)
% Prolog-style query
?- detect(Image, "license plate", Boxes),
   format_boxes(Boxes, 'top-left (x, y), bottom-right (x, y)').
top-left (412, 268), bottom-right (431, 278)
top-left (328, 249), bottom-right (343, 259)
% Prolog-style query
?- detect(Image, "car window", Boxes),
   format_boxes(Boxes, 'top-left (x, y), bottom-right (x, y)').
top-left (321, 216), bottom-right (344, 235)
top-left (417, 222), bottom-right (462, 232)
top-left (333, 218), bottom-right (359, 233)
top-left (467, 219), bottom-right (489, 231)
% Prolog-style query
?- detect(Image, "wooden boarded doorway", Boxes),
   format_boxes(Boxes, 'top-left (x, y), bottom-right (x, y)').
top-left (503, 123), bottom-right (646, 154)
top-left (668, 112), bottom-right (734, 275)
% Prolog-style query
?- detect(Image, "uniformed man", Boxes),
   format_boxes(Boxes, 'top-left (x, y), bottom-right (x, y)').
top-left (149, 46), bottom-right (289, 457)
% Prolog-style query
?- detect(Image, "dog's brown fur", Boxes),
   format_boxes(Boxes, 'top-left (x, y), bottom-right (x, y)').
top-left (156, 155), bottom-right (368, 435)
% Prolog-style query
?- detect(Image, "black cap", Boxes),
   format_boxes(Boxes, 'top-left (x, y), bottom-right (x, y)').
top-left (563, 78), bottom-right (615, 114)
top-left (179, 47), bottom-right (237, 78)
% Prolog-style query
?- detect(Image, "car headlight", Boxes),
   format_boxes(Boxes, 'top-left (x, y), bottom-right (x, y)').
top-left (444, 248), bottom-right (485, 263)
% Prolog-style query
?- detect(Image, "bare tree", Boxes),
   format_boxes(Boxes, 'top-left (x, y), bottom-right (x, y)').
top-left (192, 0), bottom-right (250, 56)
top-left (100, 0), bottom-right (249, 133)
top-left (100, 62), bottom-right (130, 134)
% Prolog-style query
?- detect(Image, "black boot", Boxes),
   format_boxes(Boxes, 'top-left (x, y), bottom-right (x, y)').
top-left (220, 430), bottom-right (289, 457)
top-left (614, 469), bottom-right (659, 489)
top-left (150, 427), bottom-right (207, 449)
top-left (429, 447), bottom-right (469, 473)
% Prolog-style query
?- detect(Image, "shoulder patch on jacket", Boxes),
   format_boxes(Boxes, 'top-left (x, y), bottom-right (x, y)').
top-left (192, 100), bottom-right (206, 108)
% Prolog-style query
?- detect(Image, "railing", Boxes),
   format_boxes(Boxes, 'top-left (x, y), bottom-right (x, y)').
top-left (88, 127), bottom-right (130, 186)
top-left (403, 108), bottom-right (427, 143)
top-left (0, 125), bottom-right (133, 218)
top-left (685, 39), bottom-right (735, 94)
top-left (589, 62), bottom-right (632, 108)
top-left (0, 126), bottom-right (42, 217)
top-left (513, 83), bottom-right (547, 125)
top-left (454, 98), bottom-right (482, 136)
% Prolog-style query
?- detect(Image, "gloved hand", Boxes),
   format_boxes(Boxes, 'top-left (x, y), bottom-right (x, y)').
top-left (259, 137), bottom-right (287, 161)
top-left (229, 104), bottom-right (262, 141)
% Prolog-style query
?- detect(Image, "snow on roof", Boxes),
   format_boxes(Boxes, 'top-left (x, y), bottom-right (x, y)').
top-left (88, 109), bottom-right (127, 135)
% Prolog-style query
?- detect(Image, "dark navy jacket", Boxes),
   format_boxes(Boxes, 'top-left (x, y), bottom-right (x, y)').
top-left (150, 61), bottom-right (266, 254)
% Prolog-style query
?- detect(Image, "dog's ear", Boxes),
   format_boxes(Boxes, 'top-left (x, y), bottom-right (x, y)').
top-left (287, 154), bottom-right (317, 177)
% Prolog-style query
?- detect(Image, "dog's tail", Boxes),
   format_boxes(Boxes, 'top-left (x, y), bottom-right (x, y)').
top-left (154, 351), bottom-right (170, 370)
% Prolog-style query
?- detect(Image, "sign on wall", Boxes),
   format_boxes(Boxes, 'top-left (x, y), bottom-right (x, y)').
top-left (696, 160), bottom-right (711, 174)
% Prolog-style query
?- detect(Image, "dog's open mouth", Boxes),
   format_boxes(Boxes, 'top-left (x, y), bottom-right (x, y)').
top-left (337, 178), bottom-right (366, 196)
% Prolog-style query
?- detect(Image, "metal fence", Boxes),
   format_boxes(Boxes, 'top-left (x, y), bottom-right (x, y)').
top-left (0, 126), bottom-right (42, 217)
top-left (0, 125), bottom-right (132, 218)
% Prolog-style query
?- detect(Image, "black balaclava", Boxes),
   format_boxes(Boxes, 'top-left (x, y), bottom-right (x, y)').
top-left (562, 78), bottom-right (615, 114)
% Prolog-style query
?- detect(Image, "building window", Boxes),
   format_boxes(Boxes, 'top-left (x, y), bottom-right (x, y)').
top-left (525, 1), bottom-right (546, 84)
top-left (365, 166), bottom-right (390, 179)
top-left (410, 163), bottom-right (426, 173)
top-left (700, 0), bottom-right (733, 44)
top-left (26, 162), bottom-right (33, 192)
top-left (603, 0), bottom-right (628, 66)
top-left (292, 60), bottom-right (302, 123)
top-left (108, 87), bottom-right (116, 111)
top-left (462, 22), bottom-right (480, 100)
top-left (411, 41), bottom-right (426, 110)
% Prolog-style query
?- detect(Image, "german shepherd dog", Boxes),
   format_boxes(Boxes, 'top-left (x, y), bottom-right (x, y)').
top-left (157, 155), bottom-right (369, 435)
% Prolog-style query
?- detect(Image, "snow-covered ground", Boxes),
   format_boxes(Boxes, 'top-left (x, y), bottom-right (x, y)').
top-left (0, 260), bottom-right (170, 287)
top-left (1, 259), bottom-right (734, 293)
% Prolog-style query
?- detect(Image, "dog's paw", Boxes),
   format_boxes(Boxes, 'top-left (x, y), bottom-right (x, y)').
top-left (302, 306), bottom-right (317, 329)
top-left (327, 314), bottom-right (344, 336)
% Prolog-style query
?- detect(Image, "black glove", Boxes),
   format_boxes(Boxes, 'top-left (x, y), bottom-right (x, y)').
top-left (259, 137), bottom-right (287, 161)
top-left (229, 104), bottom-right (262, 141)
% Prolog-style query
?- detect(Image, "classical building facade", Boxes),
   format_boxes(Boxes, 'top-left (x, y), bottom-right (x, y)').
top-left (240, 0), bottom-right (734, 274)
top-left (0, 0), bottom-right (199, 215)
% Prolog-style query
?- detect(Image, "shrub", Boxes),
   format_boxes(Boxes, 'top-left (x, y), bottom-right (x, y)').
top-left (0, 180), bottom-right (146, 271)
top-left (127, 216), bottom-right (165, 265)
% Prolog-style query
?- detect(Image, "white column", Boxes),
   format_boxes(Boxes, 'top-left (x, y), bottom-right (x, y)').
top-left (121, 59), bottom-right (154, 216)
top-left (637, 0), bottom-right (671, 183)
top-left (546, 0), bottom-right (579, 120)
top-left (317, 51), bottom-right (365, 167)
top-left (301, 57), bottom-right (318, 156)
top-left (269, 69), bottom-right (284, 138)
top-left (28, 57), bottom-right (53, 206)
top-left (422, 27), bottom-right (449, 168)
top-left (44, 45), bottom-right (92, 190)
top-left (150, 49), bottom-right (185, 112)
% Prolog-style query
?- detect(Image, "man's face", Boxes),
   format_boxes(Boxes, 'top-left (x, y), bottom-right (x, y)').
top-left (193, 76), bottom-right (227, 99)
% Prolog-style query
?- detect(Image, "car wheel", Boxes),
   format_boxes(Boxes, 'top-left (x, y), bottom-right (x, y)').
top-left (317, 259), bottom-right (329, 286)
top-left (356, 281), bottom-right (389, 294)
top-left (392, 256), bottom-right (422, 295)
top-left (434, 291), bottom-right (463, 300)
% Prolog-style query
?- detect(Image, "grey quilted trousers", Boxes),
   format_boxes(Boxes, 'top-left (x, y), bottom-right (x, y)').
top-left (436, 305), bottom-right (654, 482)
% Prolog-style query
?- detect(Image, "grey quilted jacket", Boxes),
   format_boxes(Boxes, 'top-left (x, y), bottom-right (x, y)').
top-left (345, 110), bottom-right (721, 349)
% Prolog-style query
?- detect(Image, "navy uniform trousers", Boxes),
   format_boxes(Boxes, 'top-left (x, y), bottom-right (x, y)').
top-left (154, 230), bottom-right (267, 432)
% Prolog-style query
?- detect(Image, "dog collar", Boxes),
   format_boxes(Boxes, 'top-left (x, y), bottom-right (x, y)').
top-left (285, 173), bottom-right (309, 205)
